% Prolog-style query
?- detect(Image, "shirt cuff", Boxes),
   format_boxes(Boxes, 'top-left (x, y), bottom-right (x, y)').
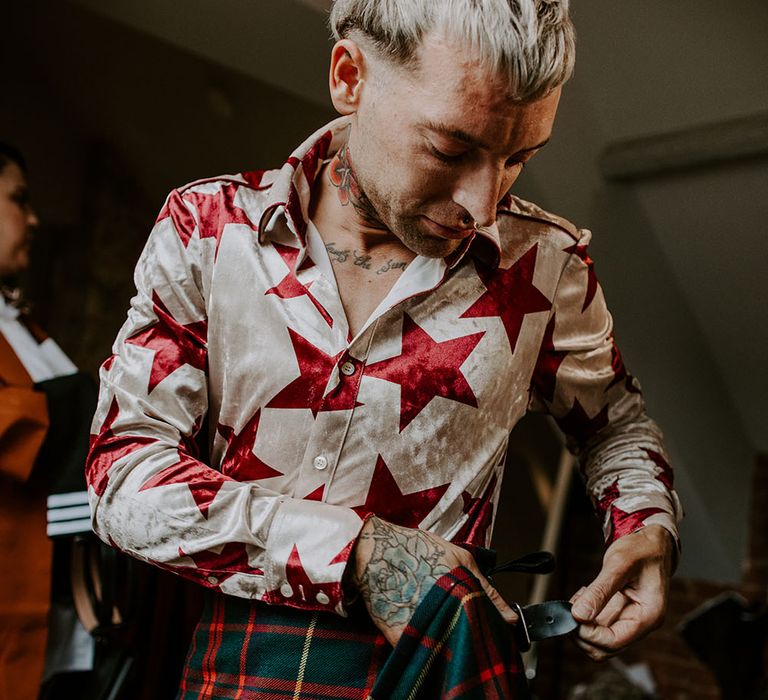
top-left (263, 498), bottom-right (364, 615)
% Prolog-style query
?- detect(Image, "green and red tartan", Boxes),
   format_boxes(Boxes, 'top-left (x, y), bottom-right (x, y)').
top-left (178, 567), bottom-right (529, 699)
top-left (369, 567), bottom-right (529, 699)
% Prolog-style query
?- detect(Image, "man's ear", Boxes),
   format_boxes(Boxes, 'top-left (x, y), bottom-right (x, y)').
top-left (328, 39), bottom-right (367, 115)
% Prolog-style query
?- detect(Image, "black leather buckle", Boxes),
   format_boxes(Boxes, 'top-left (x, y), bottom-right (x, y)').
top-left (479, 550), bottom-right (578, 651)
top-left (512, 600), bottom-right (578, 652)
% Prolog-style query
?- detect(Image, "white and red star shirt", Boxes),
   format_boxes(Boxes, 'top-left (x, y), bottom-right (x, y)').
top-left (86, 117), bottom-right (682, 616)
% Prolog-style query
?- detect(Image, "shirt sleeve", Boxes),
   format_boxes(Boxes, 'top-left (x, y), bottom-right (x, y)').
top-left (0, 385), bottom-right (48, 482)
top-left (529, 229), bottom-right (683, 549)
top-left (86, 189), bottom-right (363, 616)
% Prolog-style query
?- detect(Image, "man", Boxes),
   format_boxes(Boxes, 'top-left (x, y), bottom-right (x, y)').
top-left (87, 0), bottom-right (682, 696)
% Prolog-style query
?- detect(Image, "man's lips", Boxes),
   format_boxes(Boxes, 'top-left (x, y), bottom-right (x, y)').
top-left (422, 217), bottom-right (475, 240)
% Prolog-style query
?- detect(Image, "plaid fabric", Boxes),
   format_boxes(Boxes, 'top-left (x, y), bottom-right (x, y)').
top-left (178, 592), bottom-right (389, 699)
top-left (178, 567), bottom-right (528, 699)
top-left (369, 567), bottom-right (529, 700)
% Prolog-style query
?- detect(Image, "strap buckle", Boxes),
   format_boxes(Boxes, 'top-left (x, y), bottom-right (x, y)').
top-left (512, 600), bottom-right (578, 652)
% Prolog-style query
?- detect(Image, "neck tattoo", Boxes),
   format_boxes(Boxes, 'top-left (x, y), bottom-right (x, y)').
top-left (328, 143), bottom-right (384, 228)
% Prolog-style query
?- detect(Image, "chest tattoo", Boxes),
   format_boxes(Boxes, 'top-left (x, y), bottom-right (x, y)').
top-left (325, 242), bottom-right (408, 275)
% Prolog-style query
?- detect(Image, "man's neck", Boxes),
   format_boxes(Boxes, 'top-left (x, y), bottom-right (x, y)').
top-left (311, 146), bottom-right (407, 259)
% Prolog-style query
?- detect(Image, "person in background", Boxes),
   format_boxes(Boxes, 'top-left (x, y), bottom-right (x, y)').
top-left (0, 143), bottom-right (83, 700)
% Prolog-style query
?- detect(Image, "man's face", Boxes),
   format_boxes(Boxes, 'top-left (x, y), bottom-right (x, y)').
top-left (349, 32), bottom-right (561, 258)
top-left (0, 162), bottom-right (37, 278)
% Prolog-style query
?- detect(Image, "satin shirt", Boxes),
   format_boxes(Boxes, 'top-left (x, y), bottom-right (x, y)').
top-left (86, 118), bottom-right (682, 616)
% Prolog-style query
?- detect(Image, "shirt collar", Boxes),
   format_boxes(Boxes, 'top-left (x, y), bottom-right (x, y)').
top-left (258, 118), bottom-right (507, 270)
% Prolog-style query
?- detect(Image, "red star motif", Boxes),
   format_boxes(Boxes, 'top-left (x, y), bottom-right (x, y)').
top-left (125, 292), bottom-right (207, 393)
top-left (364, 315), bottom-right (484, 432)
top-left (530, 315), bottom-right (568, 404)
top-left (217, 409), bottom-right (283, 482)
top-left (643, 448), bottom-right (674, 490)
top-left (596, 478), bottom-right (621, 516)
top-left (139, 454), bottom-right (231, 519)
top-left (608, 505), bottom-right (666, 541)
top-left (453, 474), bottom-right (498, 547)
top-left (156, 190), bottom-right (197, 247)
top-left (139, 417), bottom-right (228, 520)
top-left (564, 243), bottom-right (598, 312)
top-left (240, 170), bottom-right (267, 189)
top-left (460, 244), bottom-right (551, 355)
top-left (87, 398), bottom-right (157, 496)
top-left (174, 542), bottom-right (264, 588)
top-left (557, 398), bottom-right (609, 444)
top-left (266, 329), bottom-right (361, 417)
top-left (596, 478), bottom-right (665, 541)
top-left (185, 182), bottom-right (258, 255)
top-left (328, 538), bottom-right (356, 566)
top-left (264, 544), bottom-right (340, 608)
top-left (102, 354), bottom-right (116, 372)
top-left (351, 455), bottom-right (450, 527)
top-left (606, 341), bottom-right (641, 394)
top-left (266, 243), bottom-right (333, 327)
top-left (304, 485), bottom-right (325, 501)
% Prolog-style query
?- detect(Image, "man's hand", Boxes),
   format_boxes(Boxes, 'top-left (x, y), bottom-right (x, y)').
top-left (570, 524), bottom-right (675, 661)
top-left (352, 516), bottom-right (517, 646)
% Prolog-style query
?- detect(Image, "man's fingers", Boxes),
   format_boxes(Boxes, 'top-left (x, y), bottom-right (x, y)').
top-left (475, 572), bottom-right (518, 624)
top-left (571, 561), bottom-right (627, 623)
top-left (593, 591), bottom-right (627, 628)
top-left (578, 615), bottom-right (643, 652)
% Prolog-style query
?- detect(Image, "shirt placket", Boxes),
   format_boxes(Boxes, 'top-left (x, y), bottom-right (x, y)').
top-left (291, 323), bottom-right (377, 502)
top-left (291, 224), bottom-right (467, 503)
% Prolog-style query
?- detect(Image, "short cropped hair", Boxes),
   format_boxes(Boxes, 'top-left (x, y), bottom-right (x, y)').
top-left (0, 142), bottom-right (27, 175)
top-left (329, 0), bottom-right (575, 101)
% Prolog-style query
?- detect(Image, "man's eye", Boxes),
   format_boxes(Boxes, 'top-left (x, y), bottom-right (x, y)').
top-left (428, 144), bottom-right (466, 164)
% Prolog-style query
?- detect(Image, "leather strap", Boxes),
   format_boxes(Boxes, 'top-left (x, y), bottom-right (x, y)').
top-left (482, 550), bottom-right (578, 650)
top-left (513, 600), bottom-right (578, 651)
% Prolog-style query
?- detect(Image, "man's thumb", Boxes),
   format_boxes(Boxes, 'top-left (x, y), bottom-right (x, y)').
top-left (571, 570), bottom-right (620, 622)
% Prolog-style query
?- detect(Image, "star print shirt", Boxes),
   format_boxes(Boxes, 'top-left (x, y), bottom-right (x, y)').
top-left (86, 117), bottom-right (683, 615)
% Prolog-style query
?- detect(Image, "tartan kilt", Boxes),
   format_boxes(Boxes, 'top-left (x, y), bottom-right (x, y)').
top-left (178, 567), bottom-right (529, 699)
top-left (178, 593), bottom-right (389, 699)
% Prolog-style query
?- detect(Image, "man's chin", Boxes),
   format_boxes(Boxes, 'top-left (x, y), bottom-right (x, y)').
top-left (394, 221), bottom-right (462, 259)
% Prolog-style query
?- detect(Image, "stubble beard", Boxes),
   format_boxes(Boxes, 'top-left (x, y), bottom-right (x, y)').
top-left (356, 170), bottom-right (458, 260)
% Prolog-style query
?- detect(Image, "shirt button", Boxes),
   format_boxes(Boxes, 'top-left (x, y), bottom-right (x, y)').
top-left (340, 361), bottom-right (356, 376)
top-left (313, 455), bottom-right (328, 471)
top-left (316, 592), bottom-right (330, 605)
top-left (207, 575), bottom-right (219, 585)
top-left (281, 583), bottom-right (294, 598)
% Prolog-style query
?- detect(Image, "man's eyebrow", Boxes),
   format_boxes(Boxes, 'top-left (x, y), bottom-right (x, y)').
top-left (512, 137), bottom-right (551, 156)
top-left (419, 121), bottom-right (551, 154)
top-left (420, 120), bottom-right (479, 145)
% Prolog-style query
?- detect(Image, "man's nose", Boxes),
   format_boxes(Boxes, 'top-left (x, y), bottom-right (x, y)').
top-left (452, 166), bottom-right (504, 229)
top-left (27, 208), bottom-right (40, 229)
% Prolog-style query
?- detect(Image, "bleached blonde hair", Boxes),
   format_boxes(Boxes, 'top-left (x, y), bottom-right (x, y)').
top-left (329, 0), bottom-right (575, 101)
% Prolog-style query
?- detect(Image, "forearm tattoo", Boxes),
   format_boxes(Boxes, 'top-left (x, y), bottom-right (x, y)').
top-left (328, 142), bottom-right (383, 227)
top-left (354, 518), bottom-right (450, 629)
